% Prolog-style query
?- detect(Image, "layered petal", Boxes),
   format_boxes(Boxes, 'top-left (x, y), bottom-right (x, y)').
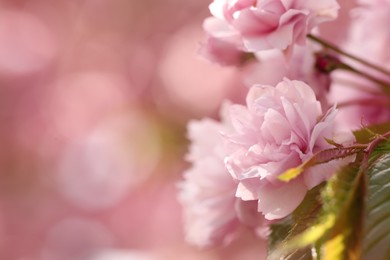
top-left (203, 0), bottom-right (339, 52)
top-left (225, 78), bottom-right (345, 219)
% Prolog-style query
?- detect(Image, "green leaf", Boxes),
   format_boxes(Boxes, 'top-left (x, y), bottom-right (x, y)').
top-left (321, 161), bottom-right (366, 260)
top-left (268, 216), bottom-right (294, 252)
top-left (367, 140), bottom-right (390, 164)
top-left (363, 153), bottom-right (390, 260)
top-left (269, 136), bottom-right (390, 260)
top-left (323, 233), bottom-right (346, 260)
top-left (270, 160), bottom-right (366, 260)
top-left (353, 122), bottom-right (390, 144)
top-left (267, 184), bottom-right (324, 260)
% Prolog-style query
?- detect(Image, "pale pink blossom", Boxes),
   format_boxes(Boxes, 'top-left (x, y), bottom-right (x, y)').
top-left (318, 0), bottom-right (358, 44)
top-left (0, 10), bottom-right (57, 76)
top-left (225, 78), bottom-right (341, 220)
top-left (358, 0), bottom-right (390, 5)
top-left (328, 0), bottom-right (390, 131)
top-left (158, 25), bottom-right (242, 117)
top-left (242, 44), bottom-right (331, 109)
top-left (41, 218), bottom-right (115, 260)
top-left (204, 0), bottom-right (339, 52)
top-left (199, 36), bottom-right (249, 66)
top-left (178, 115), bottom-right (267, 248)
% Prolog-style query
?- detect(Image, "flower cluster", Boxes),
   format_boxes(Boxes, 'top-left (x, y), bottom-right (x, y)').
top-left (224, 79), bottom-right (338, 220)
top-left (178, 115), bottom-right (268, 247)
top-left (203, 0), bottom-right (339, 53)
top-left (179, 0), bottom-right (390, 257)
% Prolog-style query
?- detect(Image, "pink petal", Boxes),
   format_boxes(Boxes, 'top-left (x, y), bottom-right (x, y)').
top-left (257, 178), bottom-right (307, 220)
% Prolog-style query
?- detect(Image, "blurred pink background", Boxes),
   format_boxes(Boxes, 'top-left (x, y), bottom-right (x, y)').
top-left (0, 1), bottom-right (261, 259)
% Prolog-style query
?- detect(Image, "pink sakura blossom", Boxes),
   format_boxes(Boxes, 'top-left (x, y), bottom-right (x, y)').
top-left (199, 36), bottom-right (249, 66)
top-left (328, 0), bottom-right (390, 131)
top-left (178, 115), bottom-right (267, 248)
top-left (242, 44), bottom-right (331, 109)
top-left (224, 78), bottom-right (341, 220)
top-left (158, 25), bottom-right (243, 116)
top-left (203, 0), bottom-right (340, 52)
top-left (0, 10), bottom-right (57, 76)
top-left (318, 0), bottom-right (358, 44)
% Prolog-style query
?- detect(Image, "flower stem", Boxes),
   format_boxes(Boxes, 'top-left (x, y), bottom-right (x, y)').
top-left (307, 34), bottom-right (390, 77)
top-left (362, 131), bottom-right (390, 168)
top-left (337, 97), bottom-right (390, 109)
top-left (314, 52), bottom-right (390, 91)
top-left (339, 62), bottom-right (390, 91)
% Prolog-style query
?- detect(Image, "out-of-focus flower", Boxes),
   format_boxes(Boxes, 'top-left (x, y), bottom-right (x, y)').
top-left (0, 10), bottom-right (57, 76)
top-left (242, 44), bottom-right (331, 109)
top-left (318, 0), bottom-right (358, 44)
top-left (178, 112), bottom-right (267, 248)
top-left (199, 36), bottom-right (250, 66)
top-left (203, 0), bottom-right (339, 52)
top-left (347, 0), bottom-right (390, 70)
top-left (328, 0), bottom-right (390, 131)
top-left (225, 78), bottom-right (340, 220)
top-left (179, 118), bottom-right (238, 247)
top-left (40, 218), bottom-right (116, 260)
top-left (157, 24), bottom-right (242, 117)
top-left (43, 72), bottom-right (130, 141)
top-left (88, 249), bottom-right (155, 260)
top-left (56, 113), bottom-right (160, 211)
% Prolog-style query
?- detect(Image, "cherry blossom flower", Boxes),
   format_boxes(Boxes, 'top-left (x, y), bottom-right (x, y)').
top-left (224, 78), bottom-right (342, 220)
top-left (199, 36), bottom-right (249, 66)
top-left (178, 113), bottom-right (267, 248)
top-left (204, 0), bottom-right (340, 52)
top-left (329, 0), bottom-right (390, 131)
top-left (0, 10), bottom-right (57, 76)
top-left (242, 44), bottom-right (331, 109)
